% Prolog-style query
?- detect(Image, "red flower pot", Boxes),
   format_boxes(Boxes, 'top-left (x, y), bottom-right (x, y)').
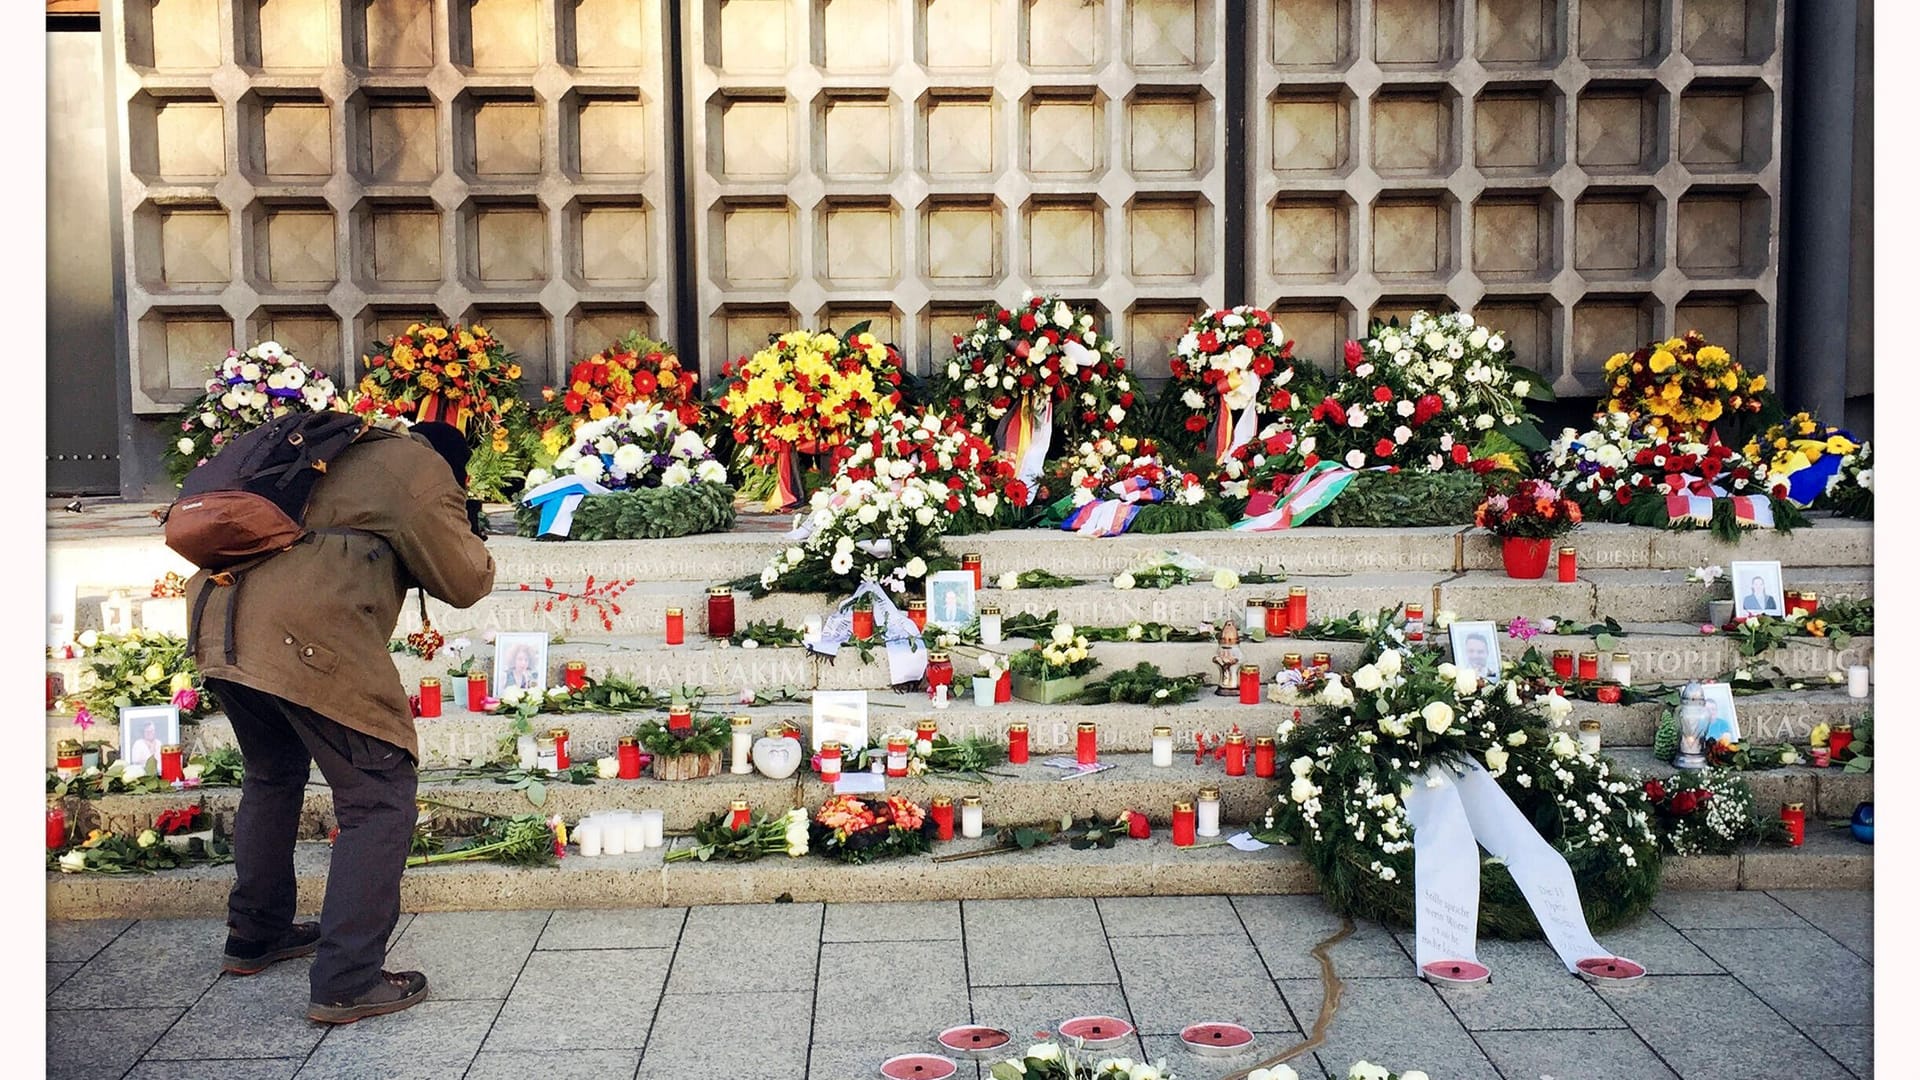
top-left (1500, 536), bottom-right (1553, 580)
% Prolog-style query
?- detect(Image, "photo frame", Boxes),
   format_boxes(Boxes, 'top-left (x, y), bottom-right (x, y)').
top-left (493, 632), bottom-right (551, 695)
top-left (925, 570), bottom-right (977, 630)
top-left (1697, 681), bottom-right (1741, 745)
top-left (1447, 620), bottom-right (1502, 679)
top-left (1729, 561), bottom-right (1787, 618)
top-left (812, 690), bottom-right (869, 752)
top-left (119, 704), bottom-right (181, 778)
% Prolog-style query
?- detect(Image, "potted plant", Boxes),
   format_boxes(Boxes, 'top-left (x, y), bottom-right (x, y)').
top-left (1475, 479), bottom-right (1582, 579)
top-left (636, 714), bottom-right (730, 780)
top-left (1009, 624), bottom-right (1100, 704)
top-left (154, 806), bottom-right (214, 852)
top-left (1688, 565), bottom-right (1734, 626)
top-left (973, 654), bottom-right (1009, 707)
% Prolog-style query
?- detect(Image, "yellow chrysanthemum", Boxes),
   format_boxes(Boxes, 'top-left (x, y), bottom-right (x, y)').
top-left (588, 402), bottom-right (610, 420)
top-left (505, 364), bottom-right (521, 380)
top-left (425, 326), bottom-right (448, 341)
top-left (1696, 345), bottom-right (1730, 364)
top-left (1648, 350), bottom-right (1676, 373)
top-left (444, 362), bottom-right (464, 378)
top-left (1748, 376), bottom-right (1766, 392)
top-left (418, 372), bottom-right (441, 391)
top-left (1604, 352), bottom-right (1629, 372)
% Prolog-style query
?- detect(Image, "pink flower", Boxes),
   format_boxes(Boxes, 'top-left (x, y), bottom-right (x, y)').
top-left (1699, 624), bottom-right (1718, 635)
top-left (1505, 616), bottom-right (1538, 641)
top-left (73, 706), bottom-right (94, 732)
top-left (171, 688), bottom-right (200, 712)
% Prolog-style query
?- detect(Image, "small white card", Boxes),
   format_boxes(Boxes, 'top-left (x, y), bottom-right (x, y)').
top-left (1039, 757), bottom-right (1116, 779)
top-left (833, 772), bottom-right (886, 795)
top-left (1227, 832), bottom-right (1270, 852)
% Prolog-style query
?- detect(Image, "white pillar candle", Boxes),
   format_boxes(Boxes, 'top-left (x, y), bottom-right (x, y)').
top-left (1150, 726), bottom-right (1173, 768)
top-left (1578, 720), bottom-right (1602, 757)
top-left (602, 819), bottom-right (627, 856)
top-left (933, 685), bottom-right (949, 710)
top-left (731, 717), bottom-right (754, 774)
top-left (517, 734), bottom-right (539, 771)
top-left (1610, 653), bottom-right (1632, 687)
top-left (960, 797), bottom-right (983, 839)
top-left (1848, 665), bottom-right (1870, 699)
top-left (639, 809), bottom-right (665, 849)
top-left (1196, 788), bottom-right (1221, 838)
top-left (576, 822), bottom-right (603, 858)
top-left (980, 608), bottom-right (1003, 647)
top-left (803, 616), bottom-right (823, 644)
top-left (974, 678), bottom-right (996, 707)
top-left (623, 818), bottom-right (646, 852)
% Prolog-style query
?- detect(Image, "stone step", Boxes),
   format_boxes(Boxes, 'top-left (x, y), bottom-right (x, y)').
top-left (47, 690), bottom-right (1869, 767)
top-left (1606, 747), bottom-right (1874, 820)
top-left (43, 823), bottom-right (1869, 920)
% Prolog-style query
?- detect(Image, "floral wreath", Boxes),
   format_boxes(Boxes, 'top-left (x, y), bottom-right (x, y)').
top-left (163, 342), bottom-right (341, 485)
top-left (524, 402), bottom-right (727, 493)
top-left (532, 332), bottom-right (703, 457)
top-left (811, 793), bottom-right (936, 864)
top-left (1544, 412), bottom-right (1803, 539)
top-left (1601, 330), bottom-right (1764, 442)
top-left (1164, 306), bottom-right (1304, 462)
top-left (354, 322), bottom-right (522, 452)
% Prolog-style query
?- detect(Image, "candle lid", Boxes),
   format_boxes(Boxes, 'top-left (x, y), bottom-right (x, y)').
top-left (1553, 648), bottom-right (1574, 657)
top-left (1152, 724), bottom-right (1172, 737)
top-left (547, 727), bottom-right (569, 737)
top-left (1289, 586), bottom-right (1307, 595)
top-left (1254, 735), bottom-right (1275, 746)
top-left (1578, 719), bottom-right (1601, 732)
top-left (1311, 652), bottom-right (1331, 661)
top-left (980, 604), bottom-right (1000, 615)
top-left (822, 741), bottom-right (841, 754)
top-left (1407, 603), bottom-right (1424, 614)
top-left (161, 743), bottom-right (182, 754)
top-left (887, 735), bottom-right (911, 746)
top-left (1076, 721), bottom-right (1097, 732)
top-left (1559, 545), bottom-right (1576, 554)
top-left (1800, 591), bottom-right (1818, 601)
top-left (1833, 723), bottom-right (1852, 732)
top-left (1283, 652), bottom-right (1302, 663)
top-left (1611, 652), bottom-right (1632, 662)
top-left (56, 739), bottom-right (81, 755)
top-left (420, 676), bottom-right (440, 687)
top-left (669, 704), bottom-right (691, 715)
top-left (916, 718), bottom-right (940, 730)
top-left (1578, 651), bottom-right (1599, 660)
top-left (536, 736), bottom-right (556, 749)
top-left (1007, 722), bottom-right (1028, 732)
top-left (708, 586), bottom-right (734, 596)
top-left (730, 799), bottom-right (750, 811)
top-left (927, 652), bottom-right (949, 663)
top-left (564, 659), bottom-right (587, 669)
top-left (931, 795), bottom-right (953, 808)
top-left (961, 795), bottom-right (983, 807)
top-left (468, 670), bottom-right (489, 681)
top-left (907, 598), bottom-right (927, 610)
top-left (962, 552), bottom-right (982, 561)
top-left (1224, 731), bottom-right (1246, 744)
top-left (1198, 786), bottom-right (1220, 800)
top-left (1246, 596), bottom-right (1264, 605)
top-left (1784, 801), bottom-right (1806, 811)
top-left (1240, 664), bottom-right (1260, 674)
top-left (665, 607), bottom-right (683, 616)
top-left (619, 736), bottom-right (638, 747)
top-left (1173, 799), bottom-right (1194, 812)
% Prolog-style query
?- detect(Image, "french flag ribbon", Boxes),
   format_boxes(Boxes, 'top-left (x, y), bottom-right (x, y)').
top-left (1061, 474), bottom-right (1162, 538)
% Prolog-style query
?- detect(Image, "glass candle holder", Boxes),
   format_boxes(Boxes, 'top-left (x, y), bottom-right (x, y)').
top-left (549, 728), bottom-right (571, 770)
top-left (962, 553), bottom-right (982, 591)
top-left (960, 795), bottom-right (983, 839)
top-left (467, 673), bottom-right (489, 711)
top-left (617, 736), bottom-right (642, 780)
top-left (730, 717), bottom-right (754, 775)
top-left (1578, 720), bottom-right (1601, 756)
top-left (979, 605), bottom-right (1003, 646)
top-left (1007, 723), bottom-right (1029, 765)
top-left (1076, 722), bottom-right (1098, 765)
top-left (1287, 587), bottom-right (1308, 632)
top-left (1197, 787), bottom-right (1222, 838)
top-left (1552, 650), bottom-right (1574, 678)
top-left (1264, 598), bottom-right (1286, 637)
top-left (1172, 800), bottom-right (1196, 847)
top-left (1577, 651), bottom-right (1599, 680)
top-left (1610, 652), bottom-right (1632, 687)
top-left (1781, 801), bottom-right (1806, 846)
top-left (1223, 733), bottom-right (1248, 776)
top-left (54, 740), bottom-right (82, 781)
top-left (418, 677), bottom-right (442, 718)
top-left (1282, 652), bottom-right (1303, 671)
top-left (665, 607), bottom-right (685, 646)
top-left (1311, 652), bottom-right (1331, 672)
top-left (564, 661), bottom-right (588, 692)
top-left (1239, 664), bottom-right (1262, 705)
top-left (706, 587), bottom-right (736, 639)
top-left (931, 795), bottom-right (955, 842)
top-left (915, 718), bottom-right (940, 756)
top-left (1557, 546), bottom-right (1577, 583)
top-left (668, 706), bottom-right (692, 733)
top-left (536, 736), bottom-right (559, 772)
top-left (1150, 725), bottom-right (1173, 768)
top-left (907, 599), bottom-right (928, 632)
top-left (925, 654), bottom-right (953, 699)
top-left (1848, 665), bottom-right (1870, 699)
top-left (159, 744), bottom-right (184, 783)
top-left (819, 742), bottom-right (842, 782)
top-left (1405, 604), bottom-right (1425, 642)
top-left (1254, 735), bottom-right (1276, 778)
top-left (1245, 598), bottom-right (1267, 641)
top-left (729, 800), bottom-right (752, 831)
top-left (887, 737), bottom-right (912, 777)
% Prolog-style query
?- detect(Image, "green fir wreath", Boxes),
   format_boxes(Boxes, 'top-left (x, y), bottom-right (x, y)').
top-left (514, 482), bottom-right (737, 541)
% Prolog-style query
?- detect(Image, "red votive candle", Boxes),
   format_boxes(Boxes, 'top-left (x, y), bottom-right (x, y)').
top-left (1287, 587), bottom-right (1308, 632)
top-left (1577, 652), bottom-right (1599, 680)
top-left (1405, 604), bottom-right (1425, 642)
top-left (925, 653), bottom-right (953, 698)
top-left (564, 661), bottom-right (587, 692)
top-left (916, 718), bottom-right (940, 755)
top-left (707, 587), bottom-right (736, 639)
top-left (549, 728), bottom-right (571, 770)
top-left (887, 736), bottom-right (912, 777)
top-left (668, 706), bottom-right (692, 734)
top-left (1264, 598), bottom-right (1286, 637)
top-left (1829, 724), bottom-right (1853, 759)
top-left (907, 599), bottom-right (927, 632)
top-left (665, 607), bottom-right (685, 645)
top-left (729, 799), bottom-right (752, 831)
top-left (1224, 732), bottom-right (1248, 776)
top-left (1558, 546), bottom-right (1577, 583)
top-left (1254, 735), bottom-right (1276, 778)
top-left (47, 804), bottom-right (65, 850)
top-left (160, 744), bottom-right (184, 783)
top-left (617, 736), bottom-right (641, 779)
top-left (1172, 800), bottom-right (1197, 847)
top-left (1076, 722), bottom-right (1098, 765)
top-left (1127, 809), bottom-right (1151, 839)
top-left (1283, 652), bottom-right (1303, 671)
top-left (819, 741), bottom-right (842, 782)
top-left (55, 741), bottom-right (82, 780)
top-left (1007, 723), bottom-right (1029, 764)
top-left (418, 677), bottom-right (442, 718)
top-left (931, 795), bottom-right (955, 841)
top-left (1781, 801), bottom-right (1806, 846)
top-left (1239, 664), bottom-right (1262, 705)
top-left (1552, 649), bottom-right (1574, 678)
top-left (962, 553), bottom-right (982, 591)
top-left (467, 673), bottom-right (489, 711)
top-left (995, 669), bottom-right (1011, 703)
top-left (1311, 651), bottom-right (1332, 672)
top-left (852, 607), bottom-right (875, 639)
top-left (1796, 591), bottom-right (1818, 617)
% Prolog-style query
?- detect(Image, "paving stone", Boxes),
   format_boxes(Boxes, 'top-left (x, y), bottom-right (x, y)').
top-left (1412, 937), bottom-right (1625, 1031)
top-left (298, 1000), bottom-right (501, 1080)
top-left (381, 909), bottom-right (550, 1000)
top-left (1604, 975), bottom-right (1854, 1080)
top-left (814, 941), bottom-right (969, 1043)
top-left (46, 919), bottom-right (132, 962)
top-left (1768, 889), bottom-right (1873, 961)
top-left (48, 918), bottom-right (228, 1009)
top-left (1590, 914), bottom-right (1726, 975)
top-left (45, 1007), bottom-right (181, 1080)
top-left (1109, 934), bottom-right (1294, 1036)
top-left (1802, 1024), bottom-right (1873, 1078)
top-left (1096, 895), bottom-right (1240, 937)
top-left (663, 903), bottom-right (822, 995)
top-left (965, 984), bottom-right (1142, 1059)
top-left (126, 1061), bottom-right (301, 1080)
top-left (465, 1049), bottom-right (644, 1080)
top-left (1233, 896), bottom-right (1413, 979)
top-left (46, 961), bottom-right (82, 995)
top-left (1278, 977), bottom-right (1498, 1080)
top-left (808, 1040), bottom-right (982, 1080)
top-left (538, 909), bottom-right (686, 951)
top-left (1652, 890), bottom-right (1804, 928)
top-left (147, 963), bottom-right (326, 1060)
top-left (1139, 1034), bottom-right (1312, 1080)
top-left (637, 991), bottom-right (811, 1080)
top-left (1682, 929), bottom-right (1873, 1026)
top-left (822, 900), bottom-right (962, 942)
top-left (486, 948), bottom-right (670, 1050)
top-left (1473, 1028), bottom-right (1678, 1080)
top-left (964, 899), bottom-right (1117, 986)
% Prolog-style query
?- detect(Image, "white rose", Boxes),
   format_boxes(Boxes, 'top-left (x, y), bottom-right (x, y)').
top-left (915, 507), bottom-right (938, 525)
top-left (1290, 776), bottom-right (1320, 804)
top-left (176, 438), bottom-right (196, 454)
top-left (1433, 609), bottom-right (1457, 629)
top-left (1290, 755), bottom-right (1315, 778)
top-left (1349, 1063), bottom-right (1391, 1080)
top-left (1484, 746), bottom-right (1510, 775)
top-left (1393, 425), bottom-right (1412, 444)
top-left (1051, 623), bottom-right (1076, 645)
top-left (1129, 1065), bottom-right (1162, 1080)
top-left (1182, 389), bottom-right (1206, 410)
top-left (1421, 701), bottom-right (1454, 734)
top-left (660, 462), bottom-right (693, 487)
top-left (1113, 572), bottom-right (1135, 590)
top-left (78, 629), bottom-right (99, 648)
top-left (1345, 450), bottom-right (1366, 468)
top-left (1543, 692), bottom-right (1572, 722)
top-left (697, 459), bottom-right (729, 484)
top-left (856, 504), bottom-right (880, 525)
top-left (1375, 649), bottom-right (1401, 676)
top-left (1108, 405), bottom-right (1126, 424)
top-left (1454, 669), bottom-right (1480, 695)
top-left (998, 571), bottom-right (1020, 590)
top-left (1513, 380), bottom-right (1530, 397)
top-left (1396, 399), bottom-right (1415, 417)
top-left (1319, 680), bottom-right (1354, 708)
top-left (1475, 413), bottom-right (1496, 430)
top-left (1402, 1073), bottom-right (1430, 1080)
top-left (1352, 665), bottom-right (1383, 691)
top-left (1249, 1065), bottom-right (1301, 1080)
top-left (1212, 569), bottom-right (1239, 590)
top-left (904, 557), bottom-right (928, 578)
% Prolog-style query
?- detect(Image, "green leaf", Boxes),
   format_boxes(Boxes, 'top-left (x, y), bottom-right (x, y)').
top-left (991, 1065), bottom-right (1027, 1080)
top-left (525, 781), bottom-right (547, 807)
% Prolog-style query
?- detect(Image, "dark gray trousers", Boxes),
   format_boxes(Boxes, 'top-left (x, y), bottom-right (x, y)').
top-left (209, 678), bottom-right (417, 1002)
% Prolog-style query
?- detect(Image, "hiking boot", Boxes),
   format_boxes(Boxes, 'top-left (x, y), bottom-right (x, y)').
top-left (307, 970), bottom-right (429, 1024)
top-left (222, 922), bottom-right (321, 975)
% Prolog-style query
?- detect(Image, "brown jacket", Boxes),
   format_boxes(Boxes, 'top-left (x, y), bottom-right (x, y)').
top-left (189, 428), bottom-right (495, 759)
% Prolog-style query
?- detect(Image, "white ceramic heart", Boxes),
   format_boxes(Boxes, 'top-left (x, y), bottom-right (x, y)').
top-left (752, 735), bottom-right (803, 780)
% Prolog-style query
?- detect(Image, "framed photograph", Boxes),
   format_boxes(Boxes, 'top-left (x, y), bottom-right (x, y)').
top-left (926, 570), bottom-right (977, 630)
top-left (1697, 681), bottom-right (1741, 745)
top-left (493, 632), bottom-right (550, 695)
top-left (812, 690), bottom-right (869, 752)
top-left (1730, 560), bottom-right (1786, 618)
top-left (1448, 620), bottom-right (1502, 679)
top-left (119, 704), bottom-right (180, 777)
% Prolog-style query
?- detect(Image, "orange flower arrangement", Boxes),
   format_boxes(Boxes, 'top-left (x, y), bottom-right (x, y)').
top-left (533, 332), bottom-right (703, 455)
top-left (811, 793), bottom-right (934, 863)
top-left (355, 322), bottom-right (522, 451)
top-left (1474, 479), bottom-right (1582, 539)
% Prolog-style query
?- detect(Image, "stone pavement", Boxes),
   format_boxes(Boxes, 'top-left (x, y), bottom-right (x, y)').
top-left (46, 891), bottom-right (1871, 1080)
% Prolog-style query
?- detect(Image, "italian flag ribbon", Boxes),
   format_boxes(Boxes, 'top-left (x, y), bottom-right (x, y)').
top-left (995, 396), bottom-right (1054, 487)
top-left (1232, 461), bottom-right (1368, 531)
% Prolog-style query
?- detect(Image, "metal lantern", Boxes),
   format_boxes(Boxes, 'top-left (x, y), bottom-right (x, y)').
top-left (1674, 682), bottom-right (1710, 769)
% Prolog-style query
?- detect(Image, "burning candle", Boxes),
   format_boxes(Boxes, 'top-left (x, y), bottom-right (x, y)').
top-left (1245, 597), bottom-right (1267, 641)
top-left (665, 607), bottom-right (685, 646)
top-left (887, 736), bottom-right (912, 777)
top-left (1552, 649), bottom-right (1574, 678)
top-left (1223, 732), bottom-right (1248, 776)
top-left (1848, 665), bottom-right (1870, 699)
top-left (1405, 604), bottom-right (1425, 642)
top-left (1577, 651), bottom-right (1599, 680)
top-left (1311, 652), bottom-right (1331, 672)
top-left (639, 809), bottom-right (665, 848)
top-left (549, 728), bottom-right (571, 770)
top-left (979, 605), bottom-right (1003, 646)
top-left (1196, 787), bottom-right (1222, 838)
top-left (1172, 800), bottom-right (1197, 847)
top-left (668, 705), bottom-right (692, 733)
top-left (1829, 723), bottom-right (1854, 759)
top-left (1610, 652), bottom-right (1632, 687)
top-left (962, 553), bottom-right (983, 591)
top-left (916, 719), bottom-right (940, 756)
top-left (536, 736), bottom-right (559, 772)
top-left (1127, 809), bottom-right (1151, 840)
top-left (1151, 725), bottom-right (1173, 768)
top-left (1238, 664), bottom-right (1261, 705)
top-left (1264, 597), bottom-right (1286, 637)
top-left (931, 795), bottom-right (955, 841)
top-left (46, 803), bottom-right (65, 850)
top-left (1557, 546), bottom-right (1577, 582)
top-left (1076, 721), bottom-right (1099, 765)
top-left (819, 741), bottom-right (842, 782)
top-left (1007, 723), bottom-right (1029, 765)
top-left (466, 672), bottom-right (489, 711)
top-left (730, 717), bottom-right (754, 774)
top-left (54, 740), bottom-right (82, 781)
top-left (707, 587), bottom-right (737, 639)
top-left (907, 599), bottom-right (928, 632)
top-left (1578, 719), bottom-right (1601, 756)
top-left (564, 660), bottom-right (587, 692)
top-left (925, 654), bottom-right (953, 699)
top-left (1595, 683), bottom-right (1622, 704)
top-left (159, 744), bottom-right (184, 783)
top-left (576, 820), bottom-right (603, 857)
top-left (1781, 801), bottom-right (1806, 846)
top-left (960, 795), bottom-right (983, 839)
top-left (418, 677), bottom-right (442, 718)
top-left (1254, 735), bottom-right (1276, 778)
top-left (1283, 652), bottom-right (1303, 671)
top-left (729, 799), bottom-right (752, 831)
top-left (618, 736), bottom-right (642, 780)
top-left (1287, 587), bottom-right (1308, 632)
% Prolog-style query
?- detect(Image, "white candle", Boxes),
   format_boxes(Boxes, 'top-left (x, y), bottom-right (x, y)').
top-left (960, 797), bottom-right (983, 839)
top-left (639, 810), bottom-right (665, 849)
top-left (933, 685), bottom-right (949, 710)
top-left (576, 822), bottom-right (603, 857)
top-left (730, 718), bottom-right (754, 775)
top-left (1196, 788), bottom-right (1221, 838)
top-left (1578, 721), bottom-right (1602, 757)
top-left (803, 616), bottom-right (823, 644)
top-left (980, 608), bottom-right (1003, 647)
top-left (1610, 653), bottom-right (1632, 687)
top-left (602, 818), bottom-right (627, 856)
top-left (1848, 665), bottom-right (1870, 699)
top-left (974, 678), bottom-right (996, 707)
top-left (517, 734), bottom-right (539, 771)
top-left (622, 818), bottom-right (646, 853)
top-left (1150, 726), bottom-right (1173, 768)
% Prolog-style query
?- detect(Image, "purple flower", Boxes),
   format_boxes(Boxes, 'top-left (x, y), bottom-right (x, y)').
top-left (172, 687), bottom-right (200, 712)
top-left (73, 706), bottom-right (94, 732)
top-left (1505, 616), bottom-right (1538, 641)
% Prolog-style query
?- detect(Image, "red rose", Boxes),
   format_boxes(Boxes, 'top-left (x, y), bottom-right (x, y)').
top-left (1243, 328), bottom-right (1265, 348)
top-left (1301, 452), bottom-right (1320, 468)
top-left (1644, 779), bottom-right (1667, 803)
top-left (1019, 313), bottom-right (1037, 332)
top-left (997, 308), bottom-right (1011, 323)
top-left (945, 495), bottom-right (962, 513)
top-left (1414, 394), bottom-right (1444, 424)
top-left (1344, 340), bottom-right (1364, 370)
top-left (1324, 399), bottom-right (1347, 426)
top-left (1031, 296), bottom-right (1046, 309)
top-left (1043, 329), bottom-right (1060, 345)
top-left (1265, 433), bottom-right (1293, 454)
top-left (563, 391), bottom-right (585, 414)
top-left (1185, 415), bottom-right (1208, 432)
top-left (952, 334), bottom-right (963, 348)
top-left (1373, 385), bottom-right (1393, 403)
top-left (1374, 438), bottom-right (1395, 458)
top-left (1450, 443), bottom-right (1470, 465)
